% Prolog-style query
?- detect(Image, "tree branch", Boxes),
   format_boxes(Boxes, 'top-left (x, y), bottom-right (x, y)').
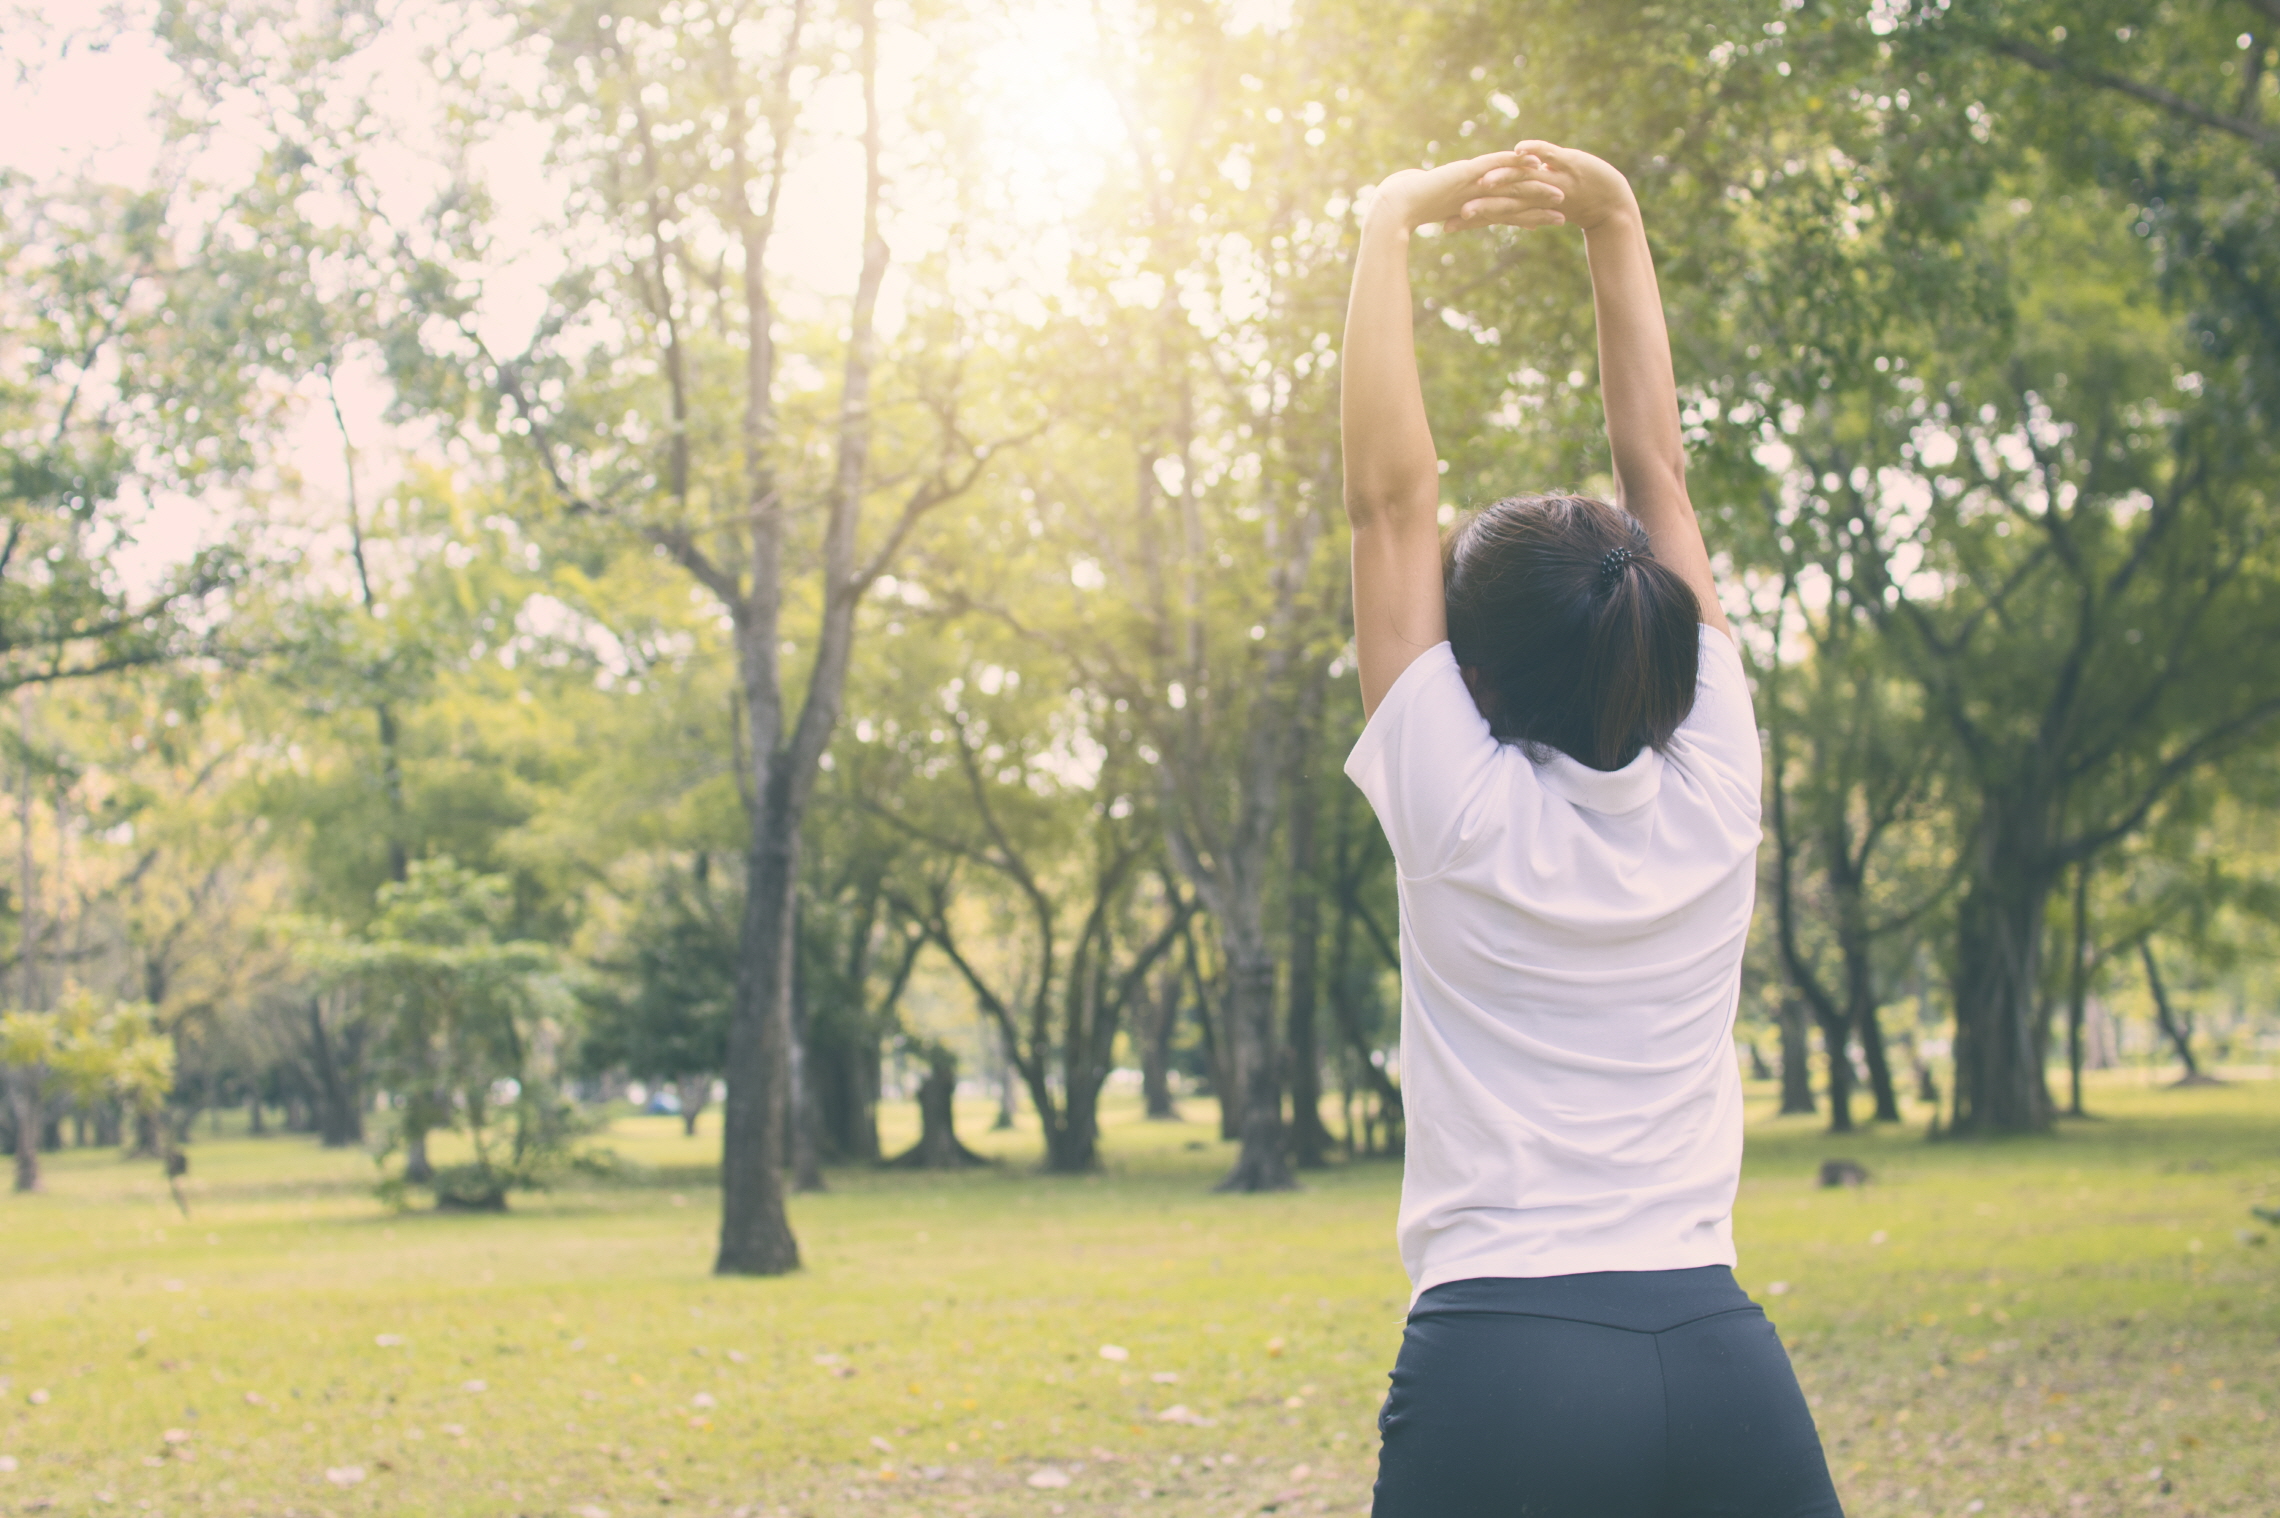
top-left (1991, 36), bottom-right (2280, 149)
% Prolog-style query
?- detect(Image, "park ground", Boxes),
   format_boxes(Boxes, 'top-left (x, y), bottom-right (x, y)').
top-left (2, 1074), bottom-right (2276, 1518)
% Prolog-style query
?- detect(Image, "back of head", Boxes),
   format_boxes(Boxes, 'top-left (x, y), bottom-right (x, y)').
top-left (1443, 493), bottom-right (1702, 771)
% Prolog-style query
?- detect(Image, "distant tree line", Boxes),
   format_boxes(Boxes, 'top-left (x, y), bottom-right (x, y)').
top-left (3, 0), bottom-right (2277, 1279)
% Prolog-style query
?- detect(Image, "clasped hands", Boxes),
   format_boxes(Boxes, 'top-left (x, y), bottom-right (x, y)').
top-left (1367, 139), bottom-right (1638, 237)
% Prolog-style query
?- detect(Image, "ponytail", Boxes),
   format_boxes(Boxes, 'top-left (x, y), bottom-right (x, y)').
top-left (1445, 494), bottom-right (1700, 772)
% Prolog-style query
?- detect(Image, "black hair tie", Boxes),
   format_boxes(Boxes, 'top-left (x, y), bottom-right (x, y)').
top-left (1599, 546), bottom-right (1637, 586)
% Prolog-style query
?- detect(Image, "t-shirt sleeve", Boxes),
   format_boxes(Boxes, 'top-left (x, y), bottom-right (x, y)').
top-left (1668, 625), bottom-right (1763, 808)
top-left (1343, 643), bottom-right (1513, 875)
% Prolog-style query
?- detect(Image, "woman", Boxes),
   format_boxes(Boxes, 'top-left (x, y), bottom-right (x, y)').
top-left (1340, 141), bottom-right (1844, 1517)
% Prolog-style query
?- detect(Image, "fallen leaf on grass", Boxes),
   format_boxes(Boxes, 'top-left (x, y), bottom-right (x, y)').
top-left (1028, 1467), bottom-right (1072, 1489)
top-left (324, 1466), bottom-right (366, 1488)
top-left (375, 1334), bottom-right (406, 1348)
top-left (1156, 1405), bottom-right (1216, 1427)
top-left (1151, 1371), bottom-right (1179, 1384)
top-left (692, 1393), bottom-right (717, 1410)
top-left (1099, 1345), bottom-right (1129, 1362)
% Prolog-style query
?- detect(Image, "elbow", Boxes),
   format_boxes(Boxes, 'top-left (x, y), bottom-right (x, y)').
top-left (1343, 477), bottom-right (1437, 531)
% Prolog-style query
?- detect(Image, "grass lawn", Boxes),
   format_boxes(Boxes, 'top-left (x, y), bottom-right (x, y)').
top-left (2, 1073), bottom-right (2275, 1518)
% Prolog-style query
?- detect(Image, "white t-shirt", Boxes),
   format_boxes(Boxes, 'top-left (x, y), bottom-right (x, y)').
top-left (1343, 625), bottom-right (1763, 1301)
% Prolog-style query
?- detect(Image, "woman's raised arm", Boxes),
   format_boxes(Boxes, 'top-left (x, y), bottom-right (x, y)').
top-left (1512, 141), bottom-right (1728, 636)
top-left (1341, 150), bottom-right (1564, 715)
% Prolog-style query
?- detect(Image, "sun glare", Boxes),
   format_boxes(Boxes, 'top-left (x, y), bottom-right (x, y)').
top-left (969, 2), bottom-right (1126, 231)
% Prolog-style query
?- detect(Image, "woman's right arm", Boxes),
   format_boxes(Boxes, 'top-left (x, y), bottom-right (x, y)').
top-left (1512, 142), bottom-right (1729, 636)
top-left (1342, 150), bottom-right (1565, 715)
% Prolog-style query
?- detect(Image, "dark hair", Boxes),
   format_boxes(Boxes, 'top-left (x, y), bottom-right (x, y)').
top-left (1443, 493), bottom-right (1701, 772)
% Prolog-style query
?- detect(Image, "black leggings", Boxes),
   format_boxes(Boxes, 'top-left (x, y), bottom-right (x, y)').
top-left (1372, 1267), bottom-right (1844, 1518)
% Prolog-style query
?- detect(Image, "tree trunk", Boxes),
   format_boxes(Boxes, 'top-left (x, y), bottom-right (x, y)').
top-left (7, 1068), bottom-right (41, 1193)
top-left (1140, 972), bottom-right (1180, 1120)
top-left (789, 929), bottom-right (825, 1194)
top-left (887, 1048), bottom-right (986, 1168)
top-left (1815, 1000), bottom-right (1856, 1134)
top-left (675, 1075), bottom-right (710, 1138)
top-left (403, 1128), bottom-right (433, 1183)
top-left (2140, 938), bottom-right (2206, 1083)
top-left (992, 1032), bottom-right (1018, 1130)
top-left (129, 1105), bottom-right (162, 1159)
top-left (2066, 861), bottom-right (2091, 1116)
top-left (1833, 876), bottom-right (1902, 1122)
top-left (1282, 690), bottom-right (1331, 1168)
top-left (1215, 948), bottom-right (1291, 1190)
top-left (716, 808), bottom-right (802, 1275)
top-left (813, 1035), bottom-right (883, 1161)
top-left (1184, 930), bottom-right (1237, 1140)
top-left (1856, 1001), bottom-right (1901, 1122)
top-left (1326, 895), bottom-right (1403, 1153)
top-left (854, 1036), bottom-right (882, 1158)
top-left (307, 1002), bottom-right (366, 1148)
top-left (1054, 1073), bottom-right (1103, 1173)
top-left (2085, 994), bottom-right (2119, 1070)
top-left (1949, 846), bottom-right (2057, 1134)
top-left (1777, 996), bottom-right (1816, 1115)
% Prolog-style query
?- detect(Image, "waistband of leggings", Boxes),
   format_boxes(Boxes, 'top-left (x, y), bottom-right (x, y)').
top-left (1406, 1265), bottom-right (1757, 1334)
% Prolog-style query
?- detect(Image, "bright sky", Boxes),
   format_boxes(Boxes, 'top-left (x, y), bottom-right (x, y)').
top-left (2, 0), bottom-right (1129, 596)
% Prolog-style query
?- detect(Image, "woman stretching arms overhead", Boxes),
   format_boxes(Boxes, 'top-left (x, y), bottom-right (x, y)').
top-left (1340, 141), bottom-right (1844, 1518)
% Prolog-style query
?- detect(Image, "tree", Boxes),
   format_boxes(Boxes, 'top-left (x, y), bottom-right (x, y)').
top-left (413, 0), bottom-right (1021, 1270)
top-left (578, 862), bottom-right (735, 1138)
top-left (2, 987), bottom-right (175, 1195)
top-left (303, 858), bottom-right (566, 1211)
top-left (0, 176), bottom-right (246, 698)
top-left (884, 1039), bottom-right (988, 1170)
top-left (874, 640), bottom-right (1193, 1174)
top-left (1757, 596), bottom-right (1951, 1131)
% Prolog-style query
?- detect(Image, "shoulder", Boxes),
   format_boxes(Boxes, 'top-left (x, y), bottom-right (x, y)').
top-left (1666, 625), bottom-right (1761, 802)
top-left (1344, 643), bottom-right (1531, 875)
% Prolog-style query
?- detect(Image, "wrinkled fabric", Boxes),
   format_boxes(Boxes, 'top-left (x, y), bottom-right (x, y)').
top-left (1344, 627), bottom-right (1763, 1298)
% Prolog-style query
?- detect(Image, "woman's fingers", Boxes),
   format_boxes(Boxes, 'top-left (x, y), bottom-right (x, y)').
top-left (1476, 164), bottom-right (1561, 189)
top-left (1453, 181), bottom-right (1563, 218)
top-left (1445, 204), bottom-right (1565, 232)
top-left (1456, 148), bottom-right (1530, 178)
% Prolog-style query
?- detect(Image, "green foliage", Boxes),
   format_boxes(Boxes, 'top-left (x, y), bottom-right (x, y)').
top-left (575, 861), bottom-right (735, 1089)
top-left (299, 857), bottom-right (576, 1207)
top-left (0, 176), bottom-right (247, 691)
top-left (1, 986), bottom-right (174, 1118)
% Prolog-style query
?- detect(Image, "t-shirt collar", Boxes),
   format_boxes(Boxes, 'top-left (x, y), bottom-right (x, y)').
top-left (1533, 743), bottom-right (1663, 814)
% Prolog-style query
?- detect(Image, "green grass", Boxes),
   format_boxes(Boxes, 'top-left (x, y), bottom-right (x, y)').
top-left (2, 1075), bottom-right (2275, 1517)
